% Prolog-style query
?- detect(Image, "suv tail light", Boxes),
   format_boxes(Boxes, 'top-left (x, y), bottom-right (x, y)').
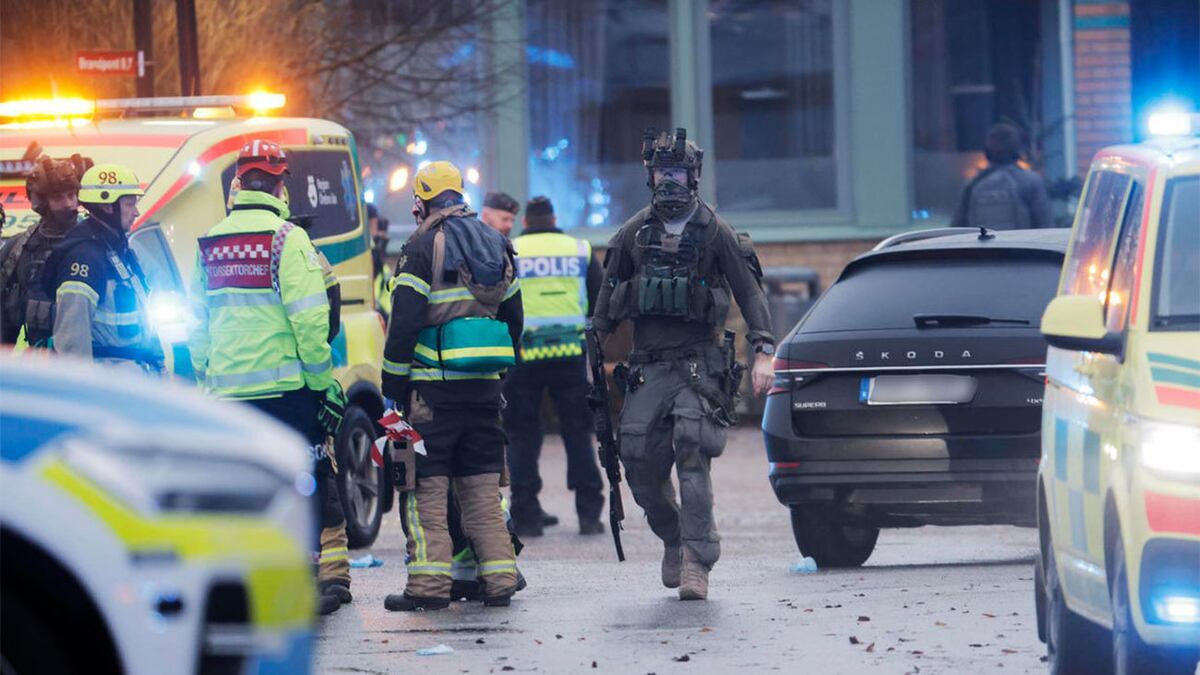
top-left (769, 358), bottom-right (827, 396)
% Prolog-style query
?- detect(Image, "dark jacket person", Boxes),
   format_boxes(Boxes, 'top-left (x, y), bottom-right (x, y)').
top-left (952, 123), bottom-right (1054, 230)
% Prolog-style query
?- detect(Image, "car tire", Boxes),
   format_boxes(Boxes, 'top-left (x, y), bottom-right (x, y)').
top-left (336, 405), bottom-right (385, 549)
top-left (788, 506), bottom-right (879, 568)
top-left (1109, 527), bottom-right (1195, 675)
top-left (1044, 542), bottom-right (1109, 675)
top-left (1, 593), bottom-right (73, 675)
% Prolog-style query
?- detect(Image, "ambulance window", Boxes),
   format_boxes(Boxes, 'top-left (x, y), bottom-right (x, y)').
top-left (1152, 176), bottom-right (1200, 331)
top-left (281, 150), bottom-right (362, 241)
top-left (1103, 181), bottom-right (1143, 334)
top-left (128, 225), bottom-right (183, 293)
top-left (1060, 170), bottom-right (1133, 298)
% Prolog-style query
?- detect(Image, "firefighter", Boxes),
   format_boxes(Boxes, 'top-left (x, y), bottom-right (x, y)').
top-left (43, 163), bottom-right (162, 371)
top-left (382, 160), bottom-right (522, 611)
top-left (187, 140), bottom-right (351, 615)
top-left (592, 128), bottom-right (774, 601)
top-left (0, 154), bottom-right (90, 346)
top-left (503, 195), bottom-right (605, 537)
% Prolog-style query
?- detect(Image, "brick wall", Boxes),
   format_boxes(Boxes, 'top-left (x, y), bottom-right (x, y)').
top-left (755, 239), bottom-right (880, 288)
top-left (1073, 1), bottom-right (1133, 177)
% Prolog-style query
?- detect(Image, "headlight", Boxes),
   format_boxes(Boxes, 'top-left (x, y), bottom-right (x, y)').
top-left (1140, 420), bottom-right (1200, 476)
top-left (62, 438), bottom-right (288, 514)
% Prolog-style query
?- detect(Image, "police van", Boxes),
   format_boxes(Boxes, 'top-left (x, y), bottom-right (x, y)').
top-left (0, 95), bottom-right (391, 547)
top-left (1035, 112), bottom-right (1200, 674)
top-left (1, 357), bottom-right (315, 674)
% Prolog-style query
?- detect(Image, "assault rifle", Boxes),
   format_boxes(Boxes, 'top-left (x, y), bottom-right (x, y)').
top-left (585, 327), bottom-right (626, 562)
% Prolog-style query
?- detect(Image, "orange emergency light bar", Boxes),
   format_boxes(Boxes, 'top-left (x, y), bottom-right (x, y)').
top-left (0, 97), bottom-right (94, 119)
top-left (0, 92), bottom-right (286, 121)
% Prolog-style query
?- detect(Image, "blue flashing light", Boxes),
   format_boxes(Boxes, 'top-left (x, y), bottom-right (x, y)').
top-left (1154, 595), bottom-right (1200, 624)
top-left (364, 188), bottom-right (376, 204)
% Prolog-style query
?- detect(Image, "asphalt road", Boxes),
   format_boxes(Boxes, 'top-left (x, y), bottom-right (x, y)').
top-left (315, 426), bottom-right (1047, 674)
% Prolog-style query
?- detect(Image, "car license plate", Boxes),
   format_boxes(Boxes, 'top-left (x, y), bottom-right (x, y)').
top-left (859, 374), bottom-right (977, 405)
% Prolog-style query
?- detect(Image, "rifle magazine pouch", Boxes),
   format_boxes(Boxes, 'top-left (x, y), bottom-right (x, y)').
top-left (414, 317), bottom-right (515, 372)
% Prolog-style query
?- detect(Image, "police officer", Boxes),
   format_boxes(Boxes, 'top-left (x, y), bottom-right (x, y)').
top-left (187, 140), bottom-right (351, 616)
top-left (504, 195), bottom-right (605, 537)
top-left (592, 128), bottom-right (774, 601)
top-left (382, 161), bottom-right (522, 611)
top-left (480, 191), bottom-right (519, 237)
top-left (951, 123), bottom-right (1053, 230)
top-left (44, 163), bottom-right (162, 371)
top-left (0, 154), bottom-right (90, 346)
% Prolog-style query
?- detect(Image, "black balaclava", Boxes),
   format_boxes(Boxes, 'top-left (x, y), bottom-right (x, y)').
top-left (651, 177), bottom-right (695, 221)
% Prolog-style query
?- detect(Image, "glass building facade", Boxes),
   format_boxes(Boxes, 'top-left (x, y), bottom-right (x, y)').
top-left (479, 0), bottom-right (1074, 243)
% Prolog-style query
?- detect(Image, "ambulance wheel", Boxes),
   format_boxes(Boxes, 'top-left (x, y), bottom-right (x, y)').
top-left (788, 506), bottom-right (878, 568)
top-left (336, 406), bottom-right (384, 549)
top-left (1109, 526), bottom-right (1195, 675)
top-left (1044, 539), bottom-right (1109, 675)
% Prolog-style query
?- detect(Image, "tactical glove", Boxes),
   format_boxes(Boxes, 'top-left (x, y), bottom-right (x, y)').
top-left (319, 381), bottom-right (347, 437)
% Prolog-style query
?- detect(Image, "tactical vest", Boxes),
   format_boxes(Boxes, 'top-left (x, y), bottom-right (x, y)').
top-left (1, 223), bottom-right (69, 346)
top-left (409, 206), bottom-right (517, 380)
top-left (512, 231), bottom-right (589, 361)
top-left (50, 224), bottom-right (159, 365)
top-left (607, 206), bottom-right (732, 328)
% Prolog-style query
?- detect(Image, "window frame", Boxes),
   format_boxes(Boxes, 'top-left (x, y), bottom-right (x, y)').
top-left (703, 0), bottom-right (853, 230)
top-left (1101, 179), bottom-right (1145, 335)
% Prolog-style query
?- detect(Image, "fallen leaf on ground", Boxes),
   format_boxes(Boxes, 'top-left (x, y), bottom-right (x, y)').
top-left (673, 655), bottom-right (691, 662)
top-left (849, 636), bottom-right (860, 645)
top-left (983, 613), bottom-right (996, 618)
top-left (1001, 649), bottom-right (1018, 654)
top-left (476, 639), bottom-right (486, 644)
top-left (858, 616), bottom-right (870, 622)
top-left (698, 627), bottom-right (713, 633)
top-left (865, 643), bottom-right (875, 653)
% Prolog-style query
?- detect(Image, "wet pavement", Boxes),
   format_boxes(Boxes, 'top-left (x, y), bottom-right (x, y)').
top-left (316, 426), bottom-right (1046, 674)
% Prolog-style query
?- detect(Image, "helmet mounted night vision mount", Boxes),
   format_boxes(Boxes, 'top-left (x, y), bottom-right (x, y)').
top-left (642, 127), bottom-right (703, 190)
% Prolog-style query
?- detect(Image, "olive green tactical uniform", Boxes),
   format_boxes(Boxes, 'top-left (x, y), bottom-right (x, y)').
top-left (592, 202), bottom-right (773, 570)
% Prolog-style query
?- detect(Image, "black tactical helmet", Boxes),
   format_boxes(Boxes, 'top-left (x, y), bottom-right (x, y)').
top-left (642, 127), bottom-right (703, 190)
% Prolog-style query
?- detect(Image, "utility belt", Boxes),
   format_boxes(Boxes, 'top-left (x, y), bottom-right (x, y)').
top-left (621, 331), bottom-right (745, 427)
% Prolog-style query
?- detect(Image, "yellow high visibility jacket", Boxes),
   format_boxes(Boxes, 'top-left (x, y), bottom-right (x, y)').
top-left (512, 231), bottom-right (589, 360)
top-left (188, 190), bottom-right (334, 398)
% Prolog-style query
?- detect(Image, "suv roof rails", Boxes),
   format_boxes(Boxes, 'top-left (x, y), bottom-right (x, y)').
top-left (871, 227), bottom-right (993, 252)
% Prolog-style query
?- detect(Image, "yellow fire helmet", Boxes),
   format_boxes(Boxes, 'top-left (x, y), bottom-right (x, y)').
top-left (412, 161), bottom-right (464, 201)
top-left (78, 163), bottom-right (145, 204)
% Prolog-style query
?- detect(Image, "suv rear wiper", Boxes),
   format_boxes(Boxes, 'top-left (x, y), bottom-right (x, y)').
top-left (913, 313), bottom-right (1031, 328)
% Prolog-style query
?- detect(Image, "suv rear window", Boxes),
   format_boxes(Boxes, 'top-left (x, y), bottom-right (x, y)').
top-left (800, 252), bottom-right (1062, 333)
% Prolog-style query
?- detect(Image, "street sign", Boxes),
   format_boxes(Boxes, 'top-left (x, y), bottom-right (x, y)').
top-left (75, 51), bottom-right (145, 77)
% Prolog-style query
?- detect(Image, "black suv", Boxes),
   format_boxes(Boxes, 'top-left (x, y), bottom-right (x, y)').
top-left (762, 228), bottom-right (1069, 567)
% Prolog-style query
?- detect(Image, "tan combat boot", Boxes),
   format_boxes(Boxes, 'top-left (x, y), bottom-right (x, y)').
top-left (662, 545), bottom-right (682, 589)
top-left (678, 548), bottom-right (709, 601)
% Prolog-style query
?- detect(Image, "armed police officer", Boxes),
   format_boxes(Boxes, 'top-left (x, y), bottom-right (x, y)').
top-left (504, 195), bottom-right (605, 537)
top-left (381, 161), bottom-right (523, 611)
top-left (44, 163), bottom-right (163, 371)
top-left (592, 128), bottom-right (774, 601)
top-left (188, 141), bottom-right (352, 616)
top-left (0, 154), bottom-right (90, 347)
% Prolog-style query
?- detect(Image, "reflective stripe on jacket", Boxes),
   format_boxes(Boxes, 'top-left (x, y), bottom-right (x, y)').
top-left (188, 190), bottom-right (333, 398)
top-left (512, 231), bottom-right (589, 360)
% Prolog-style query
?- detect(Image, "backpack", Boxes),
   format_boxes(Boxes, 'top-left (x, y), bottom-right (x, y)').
top-left (966, 166), bottom-right (1031, 230)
